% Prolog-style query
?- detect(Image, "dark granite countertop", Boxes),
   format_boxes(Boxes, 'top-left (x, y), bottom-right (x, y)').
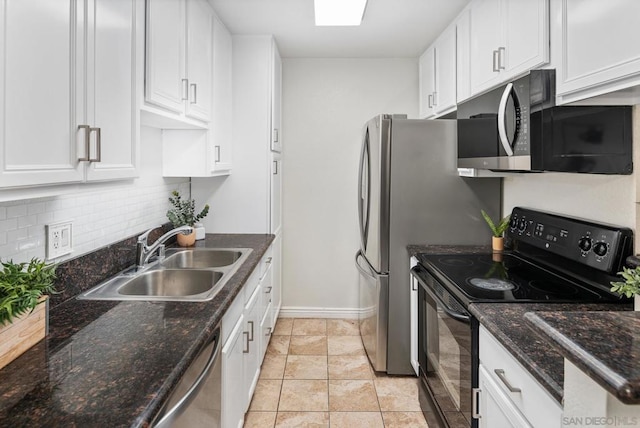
top-left (0, 233), bottom-right (274, 427)
top-left (525, 310), bottom-right (640, 404)
top-left (470, 303), bottom-right (631, 404)
top-left (407, 244), bottom-right (493, 257)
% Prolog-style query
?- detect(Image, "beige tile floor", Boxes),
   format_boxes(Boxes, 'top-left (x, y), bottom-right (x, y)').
top-left (244, 318), bottom-right (429, 428)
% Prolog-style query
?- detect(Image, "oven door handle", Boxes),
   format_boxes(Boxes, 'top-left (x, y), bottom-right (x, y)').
top-left (410, 266), bottom-right (470, 323)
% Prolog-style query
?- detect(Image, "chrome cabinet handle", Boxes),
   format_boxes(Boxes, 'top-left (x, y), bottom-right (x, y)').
top-left (265, 327), bottom-right (272, 336)
top-left (273, 160), bottom-right (278, 175)
top-left (243, 331), bottom-right (250, 353)
top-left (428, 94), bottom-right (433, 109)
top-left (265, 257), bottom-right (273, 264)
top-left (472, 388), bottom-right (481, 419)
top-left (432, 91), bottom-right (438, 106)
top-left (78, 125), bottom-right (91, 161)
top-left (273, 128), bottom-right (279, 143)
top-left (181, 79), bottom-right (189, 101)
top-left (498, 47), bottom-right (506, 70)
top-left (494, 369), bottom-right (521, 392)
top-left (492, 49), bottom-right (500, 72)
top-left (265, 286), bottom-right (273, 294)
top-left (214, 145), bottom-right (221, 163)
top-left (190, 83), bottom-right (197, 104)
top-left (497, 83), bottom-right (515, 156)
top-left (248, 320), bottom-right (254, 342)
top-left (89, 127), bottom-right (101, 162)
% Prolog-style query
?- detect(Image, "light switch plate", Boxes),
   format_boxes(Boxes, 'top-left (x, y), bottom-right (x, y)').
top-left (46, 221), bottom-right (73, 260)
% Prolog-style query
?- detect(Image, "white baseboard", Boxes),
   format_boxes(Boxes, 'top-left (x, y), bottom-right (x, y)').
top-left (278, 306), bottom-right (361, 319)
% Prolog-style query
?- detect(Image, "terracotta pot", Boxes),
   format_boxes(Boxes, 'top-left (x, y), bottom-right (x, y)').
top-left (176, 231), bottom-right (196, 247)
top-left (492, 236), bottom-right (504, 252)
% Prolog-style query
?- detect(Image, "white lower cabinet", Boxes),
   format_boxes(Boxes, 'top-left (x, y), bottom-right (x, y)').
top-left (221, 245), bottom-right (279, 425)
top-left (478, 326), bottom-right (562, 428)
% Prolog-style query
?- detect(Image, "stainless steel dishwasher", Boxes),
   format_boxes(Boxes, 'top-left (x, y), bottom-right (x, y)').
top-left (153, 324), bottom-right (221, 427)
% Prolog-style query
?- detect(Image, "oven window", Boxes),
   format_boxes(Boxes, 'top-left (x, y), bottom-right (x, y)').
top-left (421, 291), bottom-right (472, 426)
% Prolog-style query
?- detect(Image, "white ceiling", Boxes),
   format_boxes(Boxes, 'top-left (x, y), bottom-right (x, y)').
top-left (209, 0), bottom-right (471, 58)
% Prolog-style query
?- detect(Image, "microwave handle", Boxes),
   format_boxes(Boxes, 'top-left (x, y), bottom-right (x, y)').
top-left (497, 83), bottom-right (515, 157)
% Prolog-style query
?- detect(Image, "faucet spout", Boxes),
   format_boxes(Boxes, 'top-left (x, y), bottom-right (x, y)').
top-left (135, 225), bottom-right (194, 268)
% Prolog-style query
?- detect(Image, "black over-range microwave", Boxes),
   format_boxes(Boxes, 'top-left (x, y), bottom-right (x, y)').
top-left (457, 69), bottom-right (633, 174)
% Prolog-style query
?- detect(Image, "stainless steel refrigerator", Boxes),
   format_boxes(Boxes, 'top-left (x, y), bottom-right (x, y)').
top-left (355, 114), bottom-right (501, 375)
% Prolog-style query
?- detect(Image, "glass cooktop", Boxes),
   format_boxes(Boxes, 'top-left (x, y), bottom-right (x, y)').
top-left (415, 252), bottom-right (623, 306)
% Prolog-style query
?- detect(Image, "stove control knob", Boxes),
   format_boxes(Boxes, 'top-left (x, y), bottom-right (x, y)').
top-left (578, 237), bottom-right (592, 252)
top-left (517, 219), bottom-right (527, 232)
top-left (593, 242), bottom-right (609, 257)
top-left (509, 216), bottom-right (518, 230)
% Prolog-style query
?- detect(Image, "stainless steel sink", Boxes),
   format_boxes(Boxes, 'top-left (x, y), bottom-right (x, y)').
top-left (78, 247), bottom-right (252, 302)
top-left (118, 270), bottom-right (222, 296)
top-left (161, 249), bottom-right (244, 269)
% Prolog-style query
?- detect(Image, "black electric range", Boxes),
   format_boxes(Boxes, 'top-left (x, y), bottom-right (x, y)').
top-left (410, 207), bottom-right (634, 428)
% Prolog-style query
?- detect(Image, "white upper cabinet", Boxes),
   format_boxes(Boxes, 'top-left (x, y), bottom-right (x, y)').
top-left (0, 0), bottom-right (141, 188)
top-left (468, 0), bottom-right (549, 97)
top-left (419, 23), bottom-right (456, 118)
top-left (161, 10), bottom-right (233, 177)
top-left (554, 0), bottom-right (640, 103)
top-left (271, 44), bottom-right (282, 153)
top-left (145, 0), bottom-right (213, 124)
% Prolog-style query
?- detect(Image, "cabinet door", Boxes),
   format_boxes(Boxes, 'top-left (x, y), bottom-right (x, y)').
top-left (211, 13), bottom-right (233, 173)
top-left (418, 48), bottom-right (435, 118)
top-left (469, 0), bottom-right (502, 95)
top-left (557, 0), bottom-right (640, 98)
top-left (502, 0), bottom-right (548, 78)
top-left (185, 0), bottom-right (212, 122)
top-left (85, 0), bottom-right (141, 181)
top-left (0, 0), bottom-right (84, 187)
top-left (456, 6), bottom-right (472, 102)
top-left (434, 26), bottom-right (457, 115)
top-left (145, 0), bottom-right (185, 113)
top-left (243, 284), bottom-right (261, 409)
top-left (222, 315), bottom-right (246, 428)
top-left (271, 43), bottom-right (282, 152)
top-left (270, 154), bottom-right (282, 235)
top-left (478, 364), bottom-right (532, 428)
top-left (270, 233), bottom-right (282, 327)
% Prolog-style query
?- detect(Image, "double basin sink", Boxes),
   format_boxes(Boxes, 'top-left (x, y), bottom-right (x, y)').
top-left (79, 248), bottom-right (252, 302)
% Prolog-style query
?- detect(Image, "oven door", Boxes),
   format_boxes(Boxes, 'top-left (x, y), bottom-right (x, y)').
top-left (411, 265), bottom-right (478, 428)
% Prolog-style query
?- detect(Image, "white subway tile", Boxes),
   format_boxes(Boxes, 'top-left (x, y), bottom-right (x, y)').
top-left (6, 204), bottom-right (27, 218)
top-left (0, 218), bottom-right (18, 232)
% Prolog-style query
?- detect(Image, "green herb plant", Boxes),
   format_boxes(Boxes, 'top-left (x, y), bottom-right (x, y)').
top-left (167, 190), bottom-right (210, 228)
top-left (610, 266), bottom-right (640, 298)
top-left (481, 210), bottom-right (511, 238)
top-left (0, 258), bottom-right (57, 326)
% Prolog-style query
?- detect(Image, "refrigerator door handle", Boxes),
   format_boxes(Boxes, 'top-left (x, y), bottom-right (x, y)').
top-left (355, 250), bottom-right (384, 279)
top-left (358, 128), bottom-right (371, 252)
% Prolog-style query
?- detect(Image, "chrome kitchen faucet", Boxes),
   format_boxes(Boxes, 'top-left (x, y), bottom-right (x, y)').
top-left (135, 226), bottom-right (193, 268)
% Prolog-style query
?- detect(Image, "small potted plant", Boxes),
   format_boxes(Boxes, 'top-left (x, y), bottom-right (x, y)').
top-left (481, 210), bottom-right (510, 252)
top-left (0, 258), bottom-right (57, 369)
top-left (610, 266), bottom-right (640, 310)
top-left (166, 190), bottom-right (210, 246)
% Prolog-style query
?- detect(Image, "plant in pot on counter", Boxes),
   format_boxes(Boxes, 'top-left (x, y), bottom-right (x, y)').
top-left (610, 266), bottom-right (640, 310)
top-left (481, 210), bottom-right (510, 252)
top-left (167, 190), bottom-right (210, 247)
top-left (0, 258), bottom-right (57, 326)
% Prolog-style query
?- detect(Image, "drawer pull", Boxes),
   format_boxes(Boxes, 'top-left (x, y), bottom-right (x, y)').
top-left (248, 320), bottom-right (254, 342)
top-left (494, 369), bottom-right (521, 392)
top-left (243, 331), bottom-right (250, 353)
top-left (265, 286), bottom-right (273, 294)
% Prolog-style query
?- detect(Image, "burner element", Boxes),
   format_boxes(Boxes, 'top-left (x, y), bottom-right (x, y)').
top-left (468, 277), bottom-right (516, 291)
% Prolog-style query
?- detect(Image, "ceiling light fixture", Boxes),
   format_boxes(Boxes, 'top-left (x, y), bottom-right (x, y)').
top-left (314, 0), bottom-right (368, 26)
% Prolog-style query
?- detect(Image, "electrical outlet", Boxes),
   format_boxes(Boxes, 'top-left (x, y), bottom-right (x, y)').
top-left (46, 221), bottom-right (73, 260)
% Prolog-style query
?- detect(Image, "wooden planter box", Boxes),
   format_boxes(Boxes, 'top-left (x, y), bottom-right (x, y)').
top-left (0, 296), bottom-right (48, 370)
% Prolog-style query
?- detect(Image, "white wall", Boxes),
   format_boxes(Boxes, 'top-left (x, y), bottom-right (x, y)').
top-left (281, 58), bottom-right (418, 315)
top-left (0, 127), bottom-right (189, 263)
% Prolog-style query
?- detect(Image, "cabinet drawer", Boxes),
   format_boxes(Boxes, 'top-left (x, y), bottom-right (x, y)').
top-left (479, 326), bottom-right (561, 428)
top-left (222, 291), bottom-right (245, 345)
top-left (259, 246), bottom-right (274, 281)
